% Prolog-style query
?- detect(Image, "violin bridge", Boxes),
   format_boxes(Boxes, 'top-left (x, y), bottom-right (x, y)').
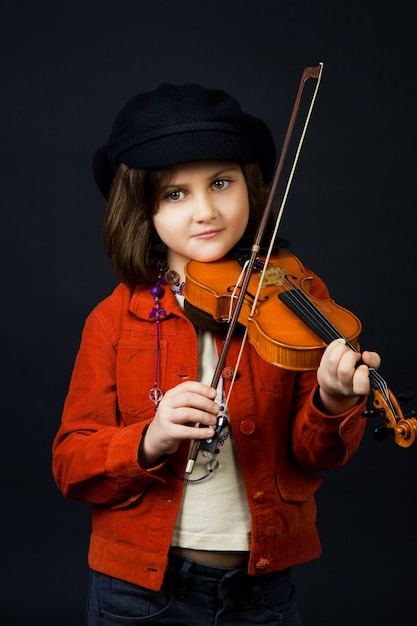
top-left (259, 266), bottom-right (285, 287)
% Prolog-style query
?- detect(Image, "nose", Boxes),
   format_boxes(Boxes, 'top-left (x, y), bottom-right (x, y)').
top-left (193, 191), bottom-right (219, 222)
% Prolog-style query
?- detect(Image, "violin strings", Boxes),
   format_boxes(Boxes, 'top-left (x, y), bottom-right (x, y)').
top-left (368, 370), bottom-right (398, 416)
top-left (279, 276), bottom-right (352, 345)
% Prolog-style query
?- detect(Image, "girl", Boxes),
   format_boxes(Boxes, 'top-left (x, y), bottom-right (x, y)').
top-left (52, 83), bottom-right (380, 625)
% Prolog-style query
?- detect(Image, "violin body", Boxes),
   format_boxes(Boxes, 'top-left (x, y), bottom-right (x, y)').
top-left (184, 249), bottom-right (362, 371)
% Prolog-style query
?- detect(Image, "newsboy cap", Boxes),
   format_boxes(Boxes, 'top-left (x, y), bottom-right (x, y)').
top-left (93, 83), bottom-right (276, 197)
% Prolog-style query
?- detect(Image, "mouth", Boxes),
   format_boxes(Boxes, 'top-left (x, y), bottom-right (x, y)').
top-left (193, 229), bottom-right (222, 240)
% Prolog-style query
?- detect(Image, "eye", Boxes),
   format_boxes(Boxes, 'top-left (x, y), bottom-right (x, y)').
top-left (212, 178), bottom-right (230, 190)
top-left (165, 189), bottom-right (185, 202)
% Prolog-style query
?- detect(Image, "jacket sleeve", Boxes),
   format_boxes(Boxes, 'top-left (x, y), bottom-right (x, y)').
top-left (289, 269), bottom-right (367, 471)
top-left (52, 306), bottom-right (165, 506)
top-left (290, 374), bottom-right (367, 471)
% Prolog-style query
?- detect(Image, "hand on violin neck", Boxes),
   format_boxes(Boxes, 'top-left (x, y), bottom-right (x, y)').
top-left (316, 339), bottom-right (381, 415)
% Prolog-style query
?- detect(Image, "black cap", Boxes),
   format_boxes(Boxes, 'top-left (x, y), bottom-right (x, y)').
top-left (93, 83), bottom-right (276, 197)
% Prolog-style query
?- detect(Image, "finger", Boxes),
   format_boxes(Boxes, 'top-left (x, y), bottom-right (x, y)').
top-left (164, 381), bottom-right (217, 399)
top-left (161, 380), bottom-right (218, 405)
top-left (159, 417), bottom-right (216, 441)
top-left (320, 340), bottom-right (358, 378)
top-left (164, 394), bottom-right (220, 419)
top-left (324, 337), bottom-right (348, 359)
top-left (361, 350), bottom-right (381, 370)
top-left (338, 349), bottom-right (362, 379)
top-left (181, 406), bottom-right (219, 427)
top-left (352, 363), bottom-right (373, 395)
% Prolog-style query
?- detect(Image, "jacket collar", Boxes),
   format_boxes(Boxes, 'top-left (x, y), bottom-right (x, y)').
top-left (128, 282), bottom-right (185, 321)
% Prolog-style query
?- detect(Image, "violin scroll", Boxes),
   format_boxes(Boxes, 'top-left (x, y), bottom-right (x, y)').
top-left (364, 387), bottom-right (417, 448)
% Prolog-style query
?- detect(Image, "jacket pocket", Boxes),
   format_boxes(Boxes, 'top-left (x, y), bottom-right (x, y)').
top-left (116, 336), bottom-right (167, 419)
top-left (275, 467), bottom-right (322, 502)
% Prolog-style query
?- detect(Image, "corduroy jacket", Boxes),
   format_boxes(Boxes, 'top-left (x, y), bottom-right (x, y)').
top-left (52, 273), bottom-right (367, 591)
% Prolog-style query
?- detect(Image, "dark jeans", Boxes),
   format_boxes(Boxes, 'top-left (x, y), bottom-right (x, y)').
top-left (87, 552), bottom-right (303, 625)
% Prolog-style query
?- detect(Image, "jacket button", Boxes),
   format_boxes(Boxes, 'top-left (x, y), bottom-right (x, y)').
top-left (253, 491), bottom-right (265, 503)
top-left (240, 420), bottom-right (255, 435)
top-left (222, 366), bottom-right (236, 380)
top-left (256, 557), bottom-right (271, 570)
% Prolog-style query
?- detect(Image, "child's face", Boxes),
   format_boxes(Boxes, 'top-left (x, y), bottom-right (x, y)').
top-left (153, 161), bottom-right (250, 277)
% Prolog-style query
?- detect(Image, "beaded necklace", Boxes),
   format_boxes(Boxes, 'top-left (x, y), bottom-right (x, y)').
top-left (148, 260), bottom-right (228, 481)
top-left (148, 260), bottom-right (184, 410)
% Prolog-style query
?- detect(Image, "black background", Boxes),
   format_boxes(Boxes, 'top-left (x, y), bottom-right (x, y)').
top-left (2, 2), bottom-right (416, 624)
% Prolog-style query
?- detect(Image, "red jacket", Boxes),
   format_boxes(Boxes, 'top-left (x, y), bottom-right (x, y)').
top-left (52, 275), bottom-right (367, 591)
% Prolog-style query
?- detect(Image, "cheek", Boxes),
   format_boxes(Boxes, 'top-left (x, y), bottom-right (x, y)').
top-left (153, 212), bottom-right (185, 249)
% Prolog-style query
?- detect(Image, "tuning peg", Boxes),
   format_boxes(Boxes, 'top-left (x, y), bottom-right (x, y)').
top-left (373, 425), bottom-right (394, 441)
top-left (362, 408), bottom-right (385, 418)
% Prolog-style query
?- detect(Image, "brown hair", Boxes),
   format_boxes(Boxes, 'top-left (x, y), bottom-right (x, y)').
top-left (104, 162), bottom-right (274, 287)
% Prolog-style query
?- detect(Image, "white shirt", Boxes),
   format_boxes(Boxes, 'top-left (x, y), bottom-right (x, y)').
top-left (171, 328), bottom-right (251, 551)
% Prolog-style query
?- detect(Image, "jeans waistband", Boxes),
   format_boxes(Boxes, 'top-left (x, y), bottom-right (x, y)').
top-left (168, 550), bottom-right (246, 579)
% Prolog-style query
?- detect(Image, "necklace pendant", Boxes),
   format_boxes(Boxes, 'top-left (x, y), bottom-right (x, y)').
top-left (149, 385), bottom-right (164, 405)
top-left (203, 451), bottom-right (220, 473)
